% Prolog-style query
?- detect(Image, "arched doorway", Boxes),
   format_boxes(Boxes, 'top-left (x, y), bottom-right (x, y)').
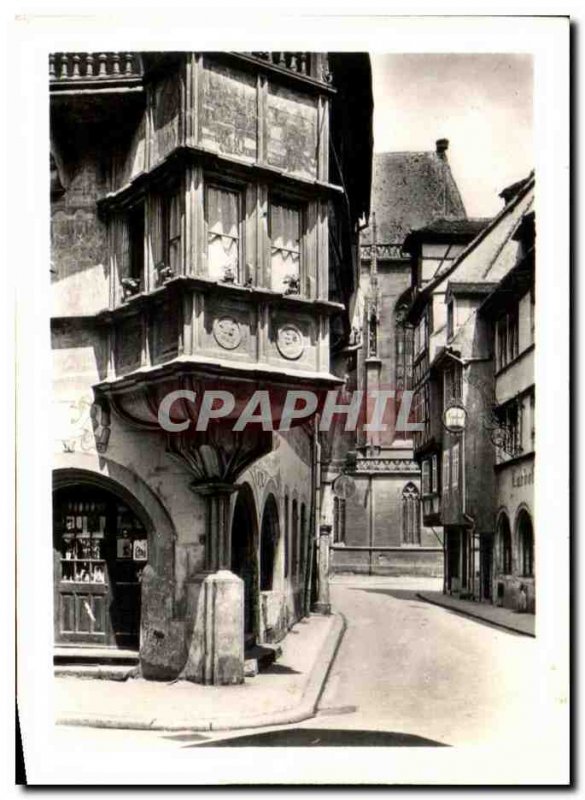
top-left (260, 494), bottom-right (280, 592)
top-left (517, 509), bottom-right (534, 577)
top-left (497, 512), bottom-right (513, 574)
top-left (231, 485), bottom-right (259, 644)
top-left (53, 483), bottom-right (149, 649)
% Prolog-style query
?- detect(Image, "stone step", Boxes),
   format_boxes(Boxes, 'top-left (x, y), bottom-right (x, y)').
top-left (54, 664), bottom-right (138, 681)
top-left (244, 643), bottom-right (283, 677)
top-left (54, 647), bottom-right (139, 666)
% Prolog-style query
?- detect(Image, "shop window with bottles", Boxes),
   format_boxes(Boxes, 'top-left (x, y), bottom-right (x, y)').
top-left (59, 499), bottom-right (108, 585)
top-left (53, 487), bottom-right (148, 646)
top-left (270, 200), bottom-right (303, 294)
top-left (205, 184), bottom-right (243, 283)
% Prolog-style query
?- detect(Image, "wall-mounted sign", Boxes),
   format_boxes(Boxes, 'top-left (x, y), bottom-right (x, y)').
top-left (442, 403), bottom-right (467, 434)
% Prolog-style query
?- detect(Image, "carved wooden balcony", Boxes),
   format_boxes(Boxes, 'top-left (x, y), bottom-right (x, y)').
top-left (49, 52), bottom-right (144, 92)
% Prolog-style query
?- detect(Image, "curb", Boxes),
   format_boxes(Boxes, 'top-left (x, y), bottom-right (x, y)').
top-left (416, 593), bottom-right (535, 638)
top-left (56, 612), bottom-right (345, 732)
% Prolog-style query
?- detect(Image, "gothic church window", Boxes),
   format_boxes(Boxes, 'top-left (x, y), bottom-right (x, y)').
top-left (402, 482), bottom-right (421, 545)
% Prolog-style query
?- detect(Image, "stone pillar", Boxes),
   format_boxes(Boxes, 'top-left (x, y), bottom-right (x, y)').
top-left (364, 357), bottom-right (383, 451)
top-left (182, 482), bottom-right (245, 685)
top-left (314, 523), bottom-right (332, 614)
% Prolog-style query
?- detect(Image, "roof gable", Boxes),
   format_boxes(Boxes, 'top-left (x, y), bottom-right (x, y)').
top-left (361, 149), bottom-right (467, 246)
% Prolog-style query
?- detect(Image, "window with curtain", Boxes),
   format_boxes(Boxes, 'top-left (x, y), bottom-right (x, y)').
top-left (270, 201), bottom-right (301, 293)
top-left (402, 483), bottom-right (421, 545)
top-left (206, 185), bottom-right (242, 282)
top-left (164, 188), bottom-right (182, 275)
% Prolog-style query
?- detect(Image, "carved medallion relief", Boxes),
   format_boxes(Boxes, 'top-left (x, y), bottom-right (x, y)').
top-left (276, 324), bottom-right (304, 360)
top-left (212, 316), bottom-right (242, 350)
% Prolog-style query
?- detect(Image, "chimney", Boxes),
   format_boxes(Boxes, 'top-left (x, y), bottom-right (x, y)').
top-left (436, 138), bottom-right (449, 159)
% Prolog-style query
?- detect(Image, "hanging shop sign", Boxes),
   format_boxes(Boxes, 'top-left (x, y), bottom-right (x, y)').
top-left (442, 403), bottom-right (468, 435)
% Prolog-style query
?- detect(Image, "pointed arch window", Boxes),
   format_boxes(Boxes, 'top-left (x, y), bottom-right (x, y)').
top-left (402, 482), bottom-right (421, 545)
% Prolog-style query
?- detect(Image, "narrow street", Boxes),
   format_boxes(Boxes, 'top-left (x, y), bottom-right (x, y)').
top-left (54, 577), bottom-right (543, 750)
top-left (300, 577), bottom-right (540, 747)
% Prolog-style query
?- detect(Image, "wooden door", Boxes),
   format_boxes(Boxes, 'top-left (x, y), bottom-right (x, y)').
top-left (53, 487), bottom-right (147, 649)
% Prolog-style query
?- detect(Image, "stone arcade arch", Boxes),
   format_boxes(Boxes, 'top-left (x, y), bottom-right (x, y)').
top-left (260, 493), bottom-right (280, 592)
top-left (496, 511), bottom-right (513, 575)
top-left (516, 507), bottom-right (534, 578)
top-left (230, 484), bottom-right (259, 643)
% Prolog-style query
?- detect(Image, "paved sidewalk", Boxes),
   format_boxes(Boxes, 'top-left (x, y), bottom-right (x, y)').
top-left (55, 613), bottom-right (343, 732)
top-left (417, 592), bottom-right (535, 637)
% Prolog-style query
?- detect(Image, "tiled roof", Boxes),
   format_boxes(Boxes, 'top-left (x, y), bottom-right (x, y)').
top-left (406, 217), bottom-right (491, 239)
top-left (361, 150), bottom-right (467, 246)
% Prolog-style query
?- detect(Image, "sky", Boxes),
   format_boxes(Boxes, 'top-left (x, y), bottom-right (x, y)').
top-left (371, 54), bottom-right (533, 218)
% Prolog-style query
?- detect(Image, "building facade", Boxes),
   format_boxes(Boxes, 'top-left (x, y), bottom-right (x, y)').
top-left (51, 51), bottom-right (373, 683)
top-left (405, 172), bottom-right (535, 612)
top-left (323, 141), bottom-right (469, 577)
top-left (479, 210), bottom-right (535, 612)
